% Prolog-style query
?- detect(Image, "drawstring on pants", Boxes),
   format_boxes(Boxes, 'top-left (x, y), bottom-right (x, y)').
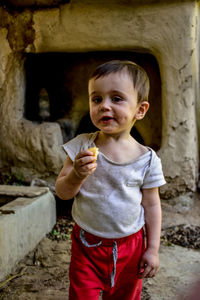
top-left (111, 241), bottom-right (118, 288)
top-left (80, 229), bottom-right (118, 288)
top-left (80, 229), bottom-right (102, 247)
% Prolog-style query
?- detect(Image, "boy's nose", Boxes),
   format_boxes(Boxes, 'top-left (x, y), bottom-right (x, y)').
top-left (99, 98), bottom-right (111, 111)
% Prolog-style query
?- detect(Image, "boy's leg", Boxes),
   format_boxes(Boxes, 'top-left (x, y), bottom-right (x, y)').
top-left (102, 229), bottom-right (144, 300)
top-left (69, 225), bottom-right (104, 300)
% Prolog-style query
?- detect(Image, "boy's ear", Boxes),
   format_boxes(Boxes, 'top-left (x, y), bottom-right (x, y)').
top-left (135, 101), bottom-right (149, 120)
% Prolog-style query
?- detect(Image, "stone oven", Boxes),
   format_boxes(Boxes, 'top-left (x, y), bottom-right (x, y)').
top-left (0, 0), bottom-right (199, 202)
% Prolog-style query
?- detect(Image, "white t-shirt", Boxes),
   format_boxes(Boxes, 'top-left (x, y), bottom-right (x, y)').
top-left (63, 132), bottom-right (166, 239)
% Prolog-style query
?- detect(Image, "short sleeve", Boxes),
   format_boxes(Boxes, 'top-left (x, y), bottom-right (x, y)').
top-left (62, 135), bottom-right (81, 162)
top-left (62, 132), bottom-right (98, 162)
top-left (142, 151), bottom-right (166, 189)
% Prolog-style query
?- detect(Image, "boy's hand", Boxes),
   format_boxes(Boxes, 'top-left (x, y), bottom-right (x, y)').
top-left (73, 150), bottom-right (97, 179)
top-left (138, 249), bottom-right (159, 278)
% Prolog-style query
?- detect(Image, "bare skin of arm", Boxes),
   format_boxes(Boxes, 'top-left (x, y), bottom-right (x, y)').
top-left (55, 150), bottom-right (97, 200)
top-left (138, 187), bottom-right (162, 278)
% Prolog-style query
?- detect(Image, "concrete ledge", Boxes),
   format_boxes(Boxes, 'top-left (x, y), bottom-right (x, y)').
top-left (0, 185), bottom-right (49, 197)
top-left (0, 187), bottom-right (56, 281)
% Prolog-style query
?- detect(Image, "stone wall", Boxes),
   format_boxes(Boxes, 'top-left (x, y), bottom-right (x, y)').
top-left (0, 0), bottom-right (199, 198)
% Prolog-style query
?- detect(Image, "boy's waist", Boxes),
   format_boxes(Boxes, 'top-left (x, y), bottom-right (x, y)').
top-left (73, 223), bottom-right (143, 247)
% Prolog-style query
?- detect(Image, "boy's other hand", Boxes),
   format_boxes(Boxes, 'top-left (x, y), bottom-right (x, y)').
top-left (138, 249), bottom-right (159, 279)
top-left (73, 150), bottom-right (97, 179)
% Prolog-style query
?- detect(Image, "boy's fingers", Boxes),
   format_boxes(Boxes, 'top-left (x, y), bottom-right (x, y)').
top-left (74, 162), bottom-right (97, 177)
top-left (75, 156), bottom-right (96, 168)
top-left (76, 150), bottom-right (94, 159)
top-left (140, 266), bottom-right (150, 278)
top-left (138, 264), bottom-right (156, 278)
top-left (82, 162), bottom-right (97, 170)
top-left (144, 266), bottom-right (158, 278)
top-left (148, 268), bottom-right (157, 278)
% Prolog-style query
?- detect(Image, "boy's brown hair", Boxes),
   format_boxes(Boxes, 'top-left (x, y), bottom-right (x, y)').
top-left (89, 60), bottom-right (150, 103)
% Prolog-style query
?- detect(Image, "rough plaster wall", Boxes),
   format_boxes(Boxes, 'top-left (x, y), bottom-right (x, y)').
top-left (0, 10), bottom-right (65, 180)
top-left (157, 3), bottom-right (199, 197)
top-left (0, 1), bottom-right (199, 197)
top-left (197, 3), bottom-right (200, 163)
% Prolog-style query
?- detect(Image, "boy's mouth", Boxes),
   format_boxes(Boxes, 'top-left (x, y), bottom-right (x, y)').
top-left (100, 116), bottom-right (115, 125)
top-left (101, 116), bottom-right (114, 121)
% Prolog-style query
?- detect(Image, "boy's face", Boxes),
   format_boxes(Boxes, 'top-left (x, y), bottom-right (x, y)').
top-left (88, 70), bottom-right (149, 136)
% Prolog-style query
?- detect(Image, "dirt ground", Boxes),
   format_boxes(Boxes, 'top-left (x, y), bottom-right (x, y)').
top-left (0, 195), bottom-right (200, 300)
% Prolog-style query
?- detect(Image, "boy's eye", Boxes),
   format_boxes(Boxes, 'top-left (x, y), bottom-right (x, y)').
top-left (91, 96), bottom-right (102, 103)
top-left (112, 96), bottom-right (123, 102)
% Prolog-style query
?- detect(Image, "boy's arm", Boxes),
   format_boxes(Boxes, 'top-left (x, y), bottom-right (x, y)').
top-left (138, 187), bottom-right (162, 278)
top-left (55, 150), bottom-right (97, 200)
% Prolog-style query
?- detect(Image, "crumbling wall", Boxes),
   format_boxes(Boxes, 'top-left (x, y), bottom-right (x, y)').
top-left (0, 8), bottom-right (65, 181)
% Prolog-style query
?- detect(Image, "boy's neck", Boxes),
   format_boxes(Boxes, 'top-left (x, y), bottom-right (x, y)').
top-left (95, 131), bottom-right (148, 164)
top-left (97, 131), bottom-right (132, 144)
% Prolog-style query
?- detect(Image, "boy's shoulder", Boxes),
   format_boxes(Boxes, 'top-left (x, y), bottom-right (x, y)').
top-left (135, 142), bottom-right (162, 169)
top-left (143, 146), bottom-right (162, 168)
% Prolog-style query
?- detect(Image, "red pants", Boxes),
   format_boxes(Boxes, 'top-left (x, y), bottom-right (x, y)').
top-left (69, 224), bottom-right (145, 300)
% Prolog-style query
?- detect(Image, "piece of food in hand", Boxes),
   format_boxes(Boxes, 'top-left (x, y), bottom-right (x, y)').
top-left (88, 147), bottom-right (99, 161)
